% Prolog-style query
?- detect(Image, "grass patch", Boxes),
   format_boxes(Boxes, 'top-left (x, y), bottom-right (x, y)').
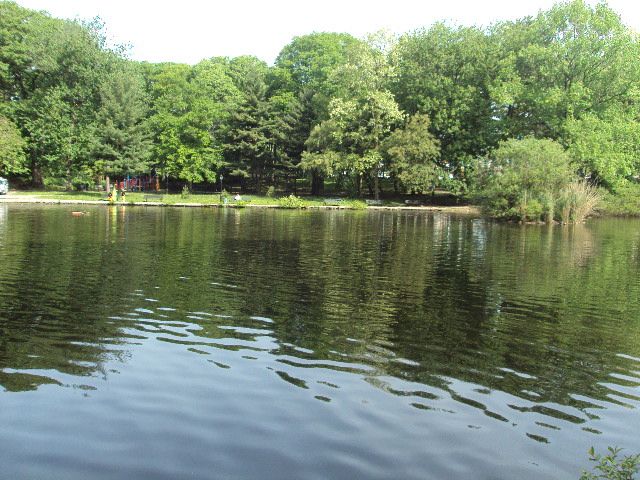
top-left (14, 190), bottom-right (106, 201)
top-left (9, 190), bottom-right (374, 209)
top-left (9, 189), bottom-right (477, 211)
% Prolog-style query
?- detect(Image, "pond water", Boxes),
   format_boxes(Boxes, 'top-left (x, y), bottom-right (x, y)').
top-left (0, 204), bottom-right (638, 479)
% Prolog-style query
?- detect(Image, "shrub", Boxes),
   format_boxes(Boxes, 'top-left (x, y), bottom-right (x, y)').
top-left (580, 447), bottom-right (640, 480)
top-left (473, 137), bottom-right (576, 222)
top-left (541, 191), bottom-right (555, 223)
top-left (278, 194), bottom-right (307, 209)
top-left (557, 180), bottom-right (602, 223)
top-left (517, 197), bottom-right (544, 222)
top-left (600, 182), bottom-right (640, 216)
top-left (42, 177), bottom-right (68, 191)
top-left (181, 185), bottom-right (190, 199)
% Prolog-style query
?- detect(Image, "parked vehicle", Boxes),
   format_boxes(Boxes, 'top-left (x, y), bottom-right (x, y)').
top-left (0, 177), bottom-right (8, 195)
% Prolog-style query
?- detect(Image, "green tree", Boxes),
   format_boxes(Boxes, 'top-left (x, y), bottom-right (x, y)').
top-left (302, 33), bottom-right (403, 199)
top-left (580, 447), bottom-right (640, 480)
top-left (274, 32), bottom-right (360, 113)
top-left (0, 1), bottom-right (46, 103)
top-left (0, 115), bottom-right (27, 175)
top-left (567, 111), bottom-right (640, 190)
top-left (492, 0), bottom-right (640, 141)
top-left (148, 60), bottom-right (238, 187)
top-left (94, 61), bottom-right (152, 180)
top-left (260, 91), bottom-right (304, 191)
top-left (222, 56), bottom-right (300, 192)
top-left (391, 24), bottom-right (500, 179)
top-left (8, 12), bottom-right (111, 186)
top-left (21, 85), bottom-right (98, 187)
top-left (222, 58), bottom-right (270, 190)
top-left (382, 113), bottom-right (441, 194)
top-left (302, 91), bottom-right (403, 198)
top-left (274, 33), bottom-right (361, 194)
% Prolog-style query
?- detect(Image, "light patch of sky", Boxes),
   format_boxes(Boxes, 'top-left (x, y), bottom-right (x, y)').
top-left (14, 0), bottom-right (640, 65)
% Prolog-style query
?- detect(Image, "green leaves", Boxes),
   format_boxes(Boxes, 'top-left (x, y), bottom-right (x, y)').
top-left (148, 60), bottom-right (237, 184)
top-left (95, 62), bottom-right (151, 176)
top-left (473, 137), bottom-right (577, 221)
top-left (494, 0), bottom-right (640, 140)
top-left (275, 32), bottom-right (359, 103)
top-left (383, 113), bottom-right (441, 194)
top-left (391, 23), bottom-right (499, 170)
top-left (567, 111), bottom-right (640, 189)
top-left (581, 446), bottom-right (640, 480)
top-left (304, 90), bottom-right (403, 197)
top-left (0, 115), bottom-right (27, 175)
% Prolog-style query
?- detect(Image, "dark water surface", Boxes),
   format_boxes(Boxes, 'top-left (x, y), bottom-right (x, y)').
top-left (0, 204), bottom-right (638, 479)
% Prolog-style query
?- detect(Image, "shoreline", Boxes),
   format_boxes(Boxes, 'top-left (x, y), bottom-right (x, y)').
top-left (0, 194), bottom-right (481, 215)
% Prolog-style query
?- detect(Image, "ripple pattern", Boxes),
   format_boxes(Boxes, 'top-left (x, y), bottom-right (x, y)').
top-left (0, 205), bottom-right (639, 479)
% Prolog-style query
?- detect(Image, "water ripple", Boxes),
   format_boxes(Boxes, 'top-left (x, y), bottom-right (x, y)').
top-left (1, 206), bottom-right (639, 480)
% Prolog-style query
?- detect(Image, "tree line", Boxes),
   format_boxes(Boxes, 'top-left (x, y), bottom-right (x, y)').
top-left (1, 0), bottom-right (639, 210)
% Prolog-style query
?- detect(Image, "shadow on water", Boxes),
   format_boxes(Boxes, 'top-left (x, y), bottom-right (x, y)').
top-left (0, 204), bottom-right (639, 478)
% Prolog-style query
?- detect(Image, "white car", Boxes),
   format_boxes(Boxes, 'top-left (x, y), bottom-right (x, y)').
top-left (0, 177), bottom-right (8, 195)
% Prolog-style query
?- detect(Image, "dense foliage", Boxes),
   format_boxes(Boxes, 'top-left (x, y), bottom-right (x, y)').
top-left (473, 137), bottom-right (574, 221)
top-left (1, 0), bottom-right (639, 217)
top-left (0, 115), bottom-right (26, 174)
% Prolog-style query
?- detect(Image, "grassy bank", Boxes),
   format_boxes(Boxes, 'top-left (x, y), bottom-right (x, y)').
top-left (8, 189), bottom-right (637, 217)
top-left (9, 191), bottom-right (367, 208)
top-left (5, 190), bottom-right (482, 213)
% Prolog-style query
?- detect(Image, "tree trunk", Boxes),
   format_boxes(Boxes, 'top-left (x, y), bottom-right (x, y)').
top-left (256, 171), bottom-right (263, 194)
top-left (31, 155), bottom-right (43, 188)
top-left (366, 175), bottom-right (374, 197)
top-left (311, 170), bottom-right (324, 196)
top-left (374, 173), bottom-right (380, 201)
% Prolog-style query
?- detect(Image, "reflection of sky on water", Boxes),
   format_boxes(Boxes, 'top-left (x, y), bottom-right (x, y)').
top-left (0, 205), bottom-right (639, 480)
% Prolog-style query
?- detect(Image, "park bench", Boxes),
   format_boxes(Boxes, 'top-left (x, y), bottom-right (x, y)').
top-left (323, 198), bottom-right (343, 205)
top-left (404, 199), bottom-right (422, 206)
top-left (144, 194), bottom-right (164, 202)
top-left (365, 199), bottom-right (383, 206)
